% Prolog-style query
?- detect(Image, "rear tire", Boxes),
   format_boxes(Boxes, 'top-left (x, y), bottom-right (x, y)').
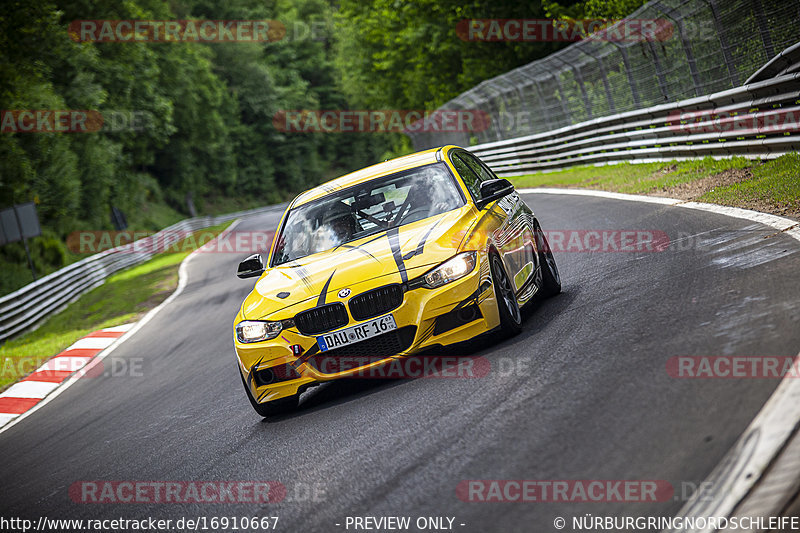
top-left (490, 253), bottom-right (522, 337)
top-left (240, 370), bottom-right (299, 417)
top-left (534, 223), bottom-right (561, 298)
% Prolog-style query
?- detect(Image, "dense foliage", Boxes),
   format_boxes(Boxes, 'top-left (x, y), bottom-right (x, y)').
top-left (544, 0), bottom-right (648, 20)
top-left (0, 0), bottom-right (388, 291)
top-left (0, 0), bottom-right (643, 292)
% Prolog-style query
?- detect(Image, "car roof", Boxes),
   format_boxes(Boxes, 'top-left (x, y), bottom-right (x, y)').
top-left (291, 146), bottom-right (458, 207)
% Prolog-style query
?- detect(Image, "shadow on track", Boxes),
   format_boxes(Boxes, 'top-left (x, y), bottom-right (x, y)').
top-left (258, 287), bottom-right (578, 422)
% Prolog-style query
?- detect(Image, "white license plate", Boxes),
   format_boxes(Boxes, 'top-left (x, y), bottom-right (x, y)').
top-left (317, 314), bottom-right (397, 352)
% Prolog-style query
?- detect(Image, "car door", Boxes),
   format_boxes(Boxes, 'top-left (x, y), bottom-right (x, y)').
top-left (452, 150), bottom-right (536, 294)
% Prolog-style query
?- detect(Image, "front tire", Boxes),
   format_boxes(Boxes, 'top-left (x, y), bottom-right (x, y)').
top-left (490, 253), bottom-right (522, 337)
top-left (240, 370), bottom-right (298, 417)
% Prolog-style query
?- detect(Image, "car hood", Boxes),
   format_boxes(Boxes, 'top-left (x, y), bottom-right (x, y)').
top-left (241, 206), bottom-right (476, 320)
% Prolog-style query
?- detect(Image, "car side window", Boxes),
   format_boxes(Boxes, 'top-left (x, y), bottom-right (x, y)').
top-left (460, 152), bottom-right (497, 183)
top-left (451, 153), bottom-right (482, 201)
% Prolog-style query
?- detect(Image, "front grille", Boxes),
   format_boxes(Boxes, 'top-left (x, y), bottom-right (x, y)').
top-left (348, 284), bottom-right (404, 321)
top-left (294, 303), bottom-right (348, 335)
top-left (310, 326), bottom-right (417, 366)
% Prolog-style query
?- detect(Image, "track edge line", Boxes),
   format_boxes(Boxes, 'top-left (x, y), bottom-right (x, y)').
top-left (519, 187), bottom-right (800, 532)
top-left (0, 219), bottom-right (244, 437)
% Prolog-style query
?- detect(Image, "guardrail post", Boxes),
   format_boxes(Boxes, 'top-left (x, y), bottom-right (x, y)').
top-left (547, 70), bottom-right (572, 127)
top-left (609, 41), bottom-right (642, 108)
top-left (10, 205), bottom-right (37, 281)
top-left (459, 92), bottom-right (485, 145)
top-left (578, 45), bottom-right (616, 114)
top-left (517, 69), bottom-right (555, 132)
top-left (508, 80), bottom-right (535, 135)
top-left (491, 81), bottom-right (521, 139)
top-left (653, 1), bottom-right (702, 97)
top-left (752, 0), bottom-right (776, 60)
top-left (553, 56), bottom-right (593, 120)
top-left (531, 78), bottom-right (556, 131)
top-left (645, 39), bottom-right (670, 101)
top-left (474, 84), bottom-right (507, 142)
top-left (699, 0), bottom-right (740, 88)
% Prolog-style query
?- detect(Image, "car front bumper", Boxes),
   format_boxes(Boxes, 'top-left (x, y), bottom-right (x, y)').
top-left (234, 251), bottom-right (501, 404)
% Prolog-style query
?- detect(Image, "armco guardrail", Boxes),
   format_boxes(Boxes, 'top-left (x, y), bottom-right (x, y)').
top-left (0, 204), bottom-right (286, 343)
top-left (466, 67), bottom-right (800, 176)
top-left (407, 0), bottom-right (800, 149)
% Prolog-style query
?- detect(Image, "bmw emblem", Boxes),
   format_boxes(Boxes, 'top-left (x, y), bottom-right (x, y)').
top-left (338, 288), bottom-right (351, 298)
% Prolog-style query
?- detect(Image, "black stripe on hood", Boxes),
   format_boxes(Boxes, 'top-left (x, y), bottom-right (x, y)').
top-left (386, 227), bottom-right (408, 283)
top-left (317, 270), bottom-right (336, 306)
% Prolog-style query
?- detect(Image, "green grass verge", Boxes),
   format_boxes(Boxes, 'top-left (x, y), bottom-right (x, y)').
top-left (511, 156), bottom-right (752, 194)
top-left (0, 222), bottom-right (231, 392)
top-left (700, 153), bottom-right (800, 212)
top-left (510, 153), bottom-right (799, 217)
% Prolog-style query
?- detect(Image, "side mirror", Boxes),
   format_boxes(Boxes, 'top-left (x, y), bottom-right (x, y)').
top-left (237, 253), bottom-right (265, 279)
top-left (476, 178), bottom-right (515, 209)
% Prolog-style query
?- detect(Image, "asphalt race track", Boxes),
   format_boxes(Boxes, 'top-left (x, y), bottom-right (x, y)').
top-left (2, 192), bottom-right (799, 532)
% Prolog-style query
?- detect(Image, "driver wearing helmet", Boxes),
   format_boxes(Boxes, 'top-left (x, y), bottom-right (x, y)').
top-left (397, 178), bottom-right (432, 224)
top-left (321, 201), bottom-right (358, 243)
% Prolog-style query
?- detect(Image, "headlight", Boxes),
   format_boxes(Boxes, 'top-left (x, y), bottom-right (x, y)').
top-left (236, 320), bottom-right (282, 343)
top-left (423, 252), bottom-right (477, 288)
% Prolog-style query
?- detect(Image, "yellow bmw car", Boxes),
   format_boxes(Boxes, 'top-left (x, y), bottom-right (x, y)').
top-left (233, 145), bottom-right (560, 416)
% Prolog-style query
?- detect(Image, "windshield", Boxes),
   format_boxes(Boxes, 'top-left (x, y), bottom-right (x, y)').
top-left (271, 162), bottom-right (464, 266)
